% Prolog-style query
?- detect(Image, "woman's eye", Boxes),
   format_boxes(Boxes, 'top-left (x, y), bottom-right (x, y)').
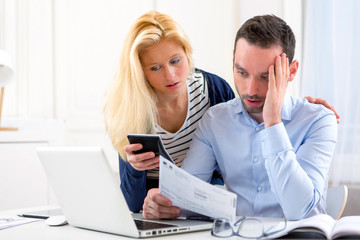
top-left (170, 57), bottom-right (181, 64)
top-left (150, 65), bottom-right (161, 71)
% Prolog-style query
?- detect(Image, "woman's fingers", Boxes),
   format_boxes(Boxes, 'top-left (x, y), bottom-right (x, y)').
top-left (124, 144), bottom-right (159, 170)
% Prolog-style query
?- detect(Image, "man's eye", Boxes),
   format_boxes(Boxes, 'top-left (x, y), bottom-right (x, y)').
top-left (260, 75), bottom-right (269, 81)
top-left (150, 65), bottom-right (161, 71)
top-left (170, 57), bottom-right (181, 64)
top-left (238, 71), bottom-right (248, 77)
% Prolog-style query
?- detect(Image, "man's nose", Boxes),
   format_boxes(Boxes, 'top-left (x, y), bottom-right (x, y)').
top-left (247, 77), bottom-right (259, 96)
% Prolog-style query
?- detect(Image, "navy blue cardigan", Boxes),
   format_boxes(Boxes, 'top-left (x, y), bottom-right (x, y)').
top-left (119, 69), bottom-right (235, 212)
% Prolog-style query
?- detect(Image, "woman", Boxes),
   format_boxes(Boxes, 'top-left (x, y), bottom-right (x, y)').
top-left (103, 11), bottom-right (234, 213)
top-left (104, 11), bottom-right (339, 214)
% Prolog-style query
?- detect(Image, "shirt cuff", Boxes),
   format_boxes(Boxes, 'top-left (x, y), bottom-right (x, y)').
top-left (259, 122), bottom-right (293, 157)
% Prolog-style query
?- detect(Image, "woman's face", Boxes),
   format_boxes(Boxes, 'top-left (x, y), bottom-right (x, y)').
top-left (140, 39), bottom-right (190, 98)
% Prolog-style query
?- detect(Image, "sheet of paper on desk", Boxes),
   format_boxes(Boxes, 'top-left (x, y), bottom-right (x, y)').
top-left (0, 217), bottom-right (41, 230)
top-left (159, 156), bottom-right (237, 222)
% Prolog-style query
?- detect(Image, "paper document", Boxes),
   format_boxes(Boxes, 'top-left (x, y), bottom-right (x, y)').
top-left (0, 217), bottom-right (40, 230)
top-left (159, 156), bottom-right (237, 221)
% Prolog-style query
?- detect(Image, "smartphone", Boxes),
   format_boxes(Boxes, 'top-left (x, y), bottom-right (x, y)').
top-left (18, 208), bottom-right (63, 219)
top-left (127, 134), bottom-right (174, 163)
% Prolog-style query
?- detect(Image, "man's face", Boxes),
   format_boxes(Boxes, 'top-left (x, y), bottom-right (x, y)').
top-left (233, 38), bottom-right (283, 115)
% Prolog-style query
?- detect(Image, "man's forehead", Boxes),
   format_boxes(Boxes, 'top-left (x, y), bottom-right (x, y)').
top-left (235, 38), bottom-right (283, 52)
top-left (234, 39), bottom-right (282, 72)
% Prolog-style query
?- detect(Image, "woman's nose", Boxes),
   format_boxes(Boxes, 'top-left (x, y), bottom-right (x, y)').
top-left (164, 66), bottom-right (175, 81)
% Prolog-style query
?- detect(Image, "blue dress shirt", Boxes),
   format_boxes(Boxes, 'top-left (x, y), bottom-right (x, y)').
top-left (181, 95), bottom-right (337, 220)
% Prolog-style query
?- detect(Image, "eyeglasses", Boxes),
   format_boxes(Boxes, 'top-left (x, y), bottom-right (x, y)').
top-left (211, 216), bottom-right (287, 239)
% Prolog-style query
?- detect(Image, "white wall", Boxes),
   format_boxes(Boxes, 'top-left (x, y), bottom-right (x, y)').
top-left (0, 0), bottom-right (303, 172)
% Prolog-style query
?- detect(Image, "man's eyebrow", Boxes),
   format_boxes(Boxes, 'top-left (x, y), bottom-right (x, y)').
top-left (235, 63), bottom-right (269, 75)
top-left (234, 63), bottom-right (246, 71)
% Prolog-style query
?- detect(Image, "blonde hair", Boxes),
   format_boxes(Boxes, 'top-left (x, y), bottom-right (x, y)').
top-left (104, 11), bottom-right (193, 160)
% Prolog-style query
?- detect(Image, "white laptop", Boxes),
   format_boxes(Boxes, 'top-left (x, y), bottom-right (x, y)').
top-left (37, 147), bottom-right (212, 238)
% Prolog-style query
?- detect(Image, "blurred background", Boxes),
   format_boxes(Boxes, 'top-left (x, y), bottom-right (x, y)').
top-left (0, 0), bottom-right (359, 211)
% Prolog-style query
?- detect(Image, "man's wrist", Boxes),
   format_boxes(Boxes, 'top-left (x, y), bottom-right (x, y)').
top-left (264, 117), bottom-right (282, 128)
top-left (260, 122), bottom-right (292, 157)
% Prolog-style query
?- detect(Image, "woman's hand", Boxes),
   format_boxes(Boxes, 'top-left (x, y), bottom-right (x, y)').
top-left (124, 144), bottom-right (159, 171)
top-left (142, 188), bottom-right (180, 219)
top-left (305, 96), bottom-right (340, 123)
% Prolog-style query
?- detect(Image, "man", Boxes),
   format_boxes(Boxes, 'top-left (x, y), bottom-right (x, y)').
top-left (142, 15), bottom-right (337, 220)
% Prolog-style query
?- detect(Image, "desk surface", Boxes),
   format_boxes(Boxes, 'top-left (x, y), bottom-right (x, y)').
top-left (0, 206), bottom-right (289, 240)
top-left (0, 206), bottom-right (219, 240)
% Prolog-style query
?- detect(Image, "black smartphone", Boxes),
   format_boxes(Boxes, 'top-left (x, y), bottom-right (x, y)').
top-left (18, 208), bottom-right (63, 219)
top-left (127, 134), bottom-right (174, 163)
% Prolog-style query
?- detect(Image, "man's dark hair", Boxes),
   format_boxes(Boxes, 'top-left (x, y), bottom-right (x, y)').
top-left (234, 15), bottom-right (296, 62)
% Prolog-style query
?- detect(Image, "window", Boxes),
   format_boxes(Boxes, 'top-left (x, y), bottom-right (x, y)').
top-left (301, 0), bottom-right (360, 186)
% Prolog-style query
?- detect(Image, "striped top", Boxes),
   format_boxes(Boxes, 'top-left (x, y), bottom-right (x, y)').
top-left (147, 70), bottom-right (210, 178)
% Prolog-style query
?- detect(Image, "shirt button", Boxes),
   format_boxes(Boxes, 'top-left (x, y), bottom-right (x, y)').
top-left (253, 157), bottom-right (258, 162)
top-left (255, 127), bottom-right (260, 131)
top-left (257, 186), bottom-right (262, 191)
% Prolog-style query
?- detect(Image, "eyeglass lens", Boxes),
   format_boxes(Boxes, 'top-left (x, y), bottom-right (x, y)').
top-left (212, 219), bottom-right (233, 237)
top-left (213, 218), bottom-right (286, 238)
top-left (237, 219), bottom-right (264, 238)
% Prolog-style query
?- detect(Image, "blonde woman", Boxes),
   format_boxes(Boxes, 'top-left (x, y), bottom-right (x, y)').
top-left (104, 11), bottom-right (339, 215)
top-left (104, 11), bottom-right (235, 213)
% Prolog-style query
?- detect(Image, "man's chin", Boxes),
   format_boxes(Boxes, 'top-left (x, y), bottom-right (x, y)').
top-left (240, 98), bottom-right (264, 113)
top-left (243, 105), bottom-right (263, 114)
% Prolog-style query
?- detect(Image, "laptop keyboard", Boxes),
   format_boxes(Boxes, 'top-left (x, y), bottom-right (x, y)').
top-left (134, 219), bottom-right (177, 230)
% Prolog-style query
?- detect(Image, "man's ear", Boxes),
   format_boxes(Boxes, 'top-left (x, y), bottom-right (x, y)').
top-left (289, 60), bottom-right (299, 82)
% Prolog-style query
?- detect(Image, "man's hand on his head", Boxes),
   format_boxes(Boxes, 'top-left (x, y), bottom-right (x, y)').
top-left (263, 53), bottom-right (290, 128)
top-left (142, 188), bottom-right (180, 219)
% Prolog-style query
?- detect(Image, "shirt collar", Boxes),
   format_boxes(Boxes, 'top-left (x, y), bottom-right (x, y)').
top-left (233, 95), bottom-right (292, 121)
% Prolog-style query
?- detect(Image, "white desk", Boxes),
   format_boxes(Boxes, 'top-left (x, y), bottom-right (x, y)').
top-left (0, 206), bottom-right (214, 240)
top-left (0, 206), bottom-right (284, 240)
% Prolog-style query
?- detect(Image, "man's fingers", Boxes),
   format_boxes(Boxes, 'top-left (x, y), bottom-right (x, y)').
top-left (281, 53), bottom-right (286, 76)
top-left (280, 53), bottom-right (289, 88)
top-left (286, 57), bottom-right (290, 82)
top-left (274, 54), bottom-right (289, 90)
top-left (268, 64), bottom-right (275, 91)
top-left (275, 55), bottom-right (282, 89)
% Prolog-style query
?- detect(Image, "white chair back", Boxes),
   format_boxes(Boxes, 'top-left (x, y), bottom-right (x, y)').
top-left (326, 185), bottom-right (348, 219)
